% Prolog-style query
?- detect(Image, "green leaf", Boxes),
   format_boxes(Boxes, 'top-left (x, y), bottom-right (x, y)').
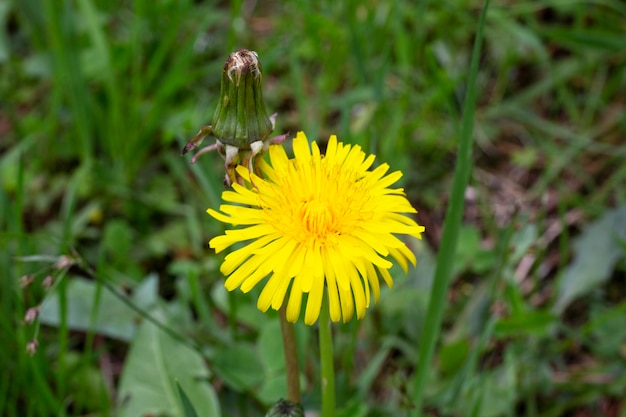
top-left (439, 339), bottom-right (470, 377)
top-left (259, 320), bottom-right (286, 375)
top-left (554, 207), bottom-right (626, 313)
top-left (336, 398), bottom-right (368, 417)
top-left (588, 302), bottom-right (626, 359)
top-left (257, 320), bottom-right (309, 403)
top-left (102, 219), bottom-right (133, 264)
top-left (64, 352), bottom-right (110, 411)
top-left (176, 380), bottom-right (200, 417)
top-left (474, 352), bottom-right (518, 417)
top-left (39, 276), bottom-right (157, 341)
top-left (0, 1), bottom-right (10, 63)
top-left (257, 374), bottom-right (288, 405)
top-left (213, 344), bottom-right (264, 392)
top-left (117, 312), bottom-right (220, 417)
top-left (494, 310), bottom-right (557, 337)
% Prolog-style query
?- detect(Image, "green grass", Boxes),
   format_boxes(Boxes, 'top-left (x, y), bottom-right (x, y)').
top-left (412, 2), bottom-right (490, 415)
top-left (2, 0), bottom-right (626, 416)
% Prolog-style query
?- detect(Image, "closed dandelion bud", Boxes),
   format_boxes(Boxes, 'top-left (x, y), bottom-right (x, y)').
top-left (264, 399), bottom-right (304, 417)
top-left (212, 49), bottom-right (273, 148)
top-left (181, 49), bottom-right (288, 186)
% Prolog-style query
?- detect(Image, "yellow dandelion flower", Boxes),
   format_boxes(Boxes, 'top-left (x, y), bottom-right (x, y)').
top-left (208, 132), bottom-right (425, 325)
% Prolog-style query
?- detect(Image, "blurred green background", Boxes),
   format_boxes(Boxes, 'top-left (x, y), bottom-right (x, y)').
top-left (2, 0), bottom-right (626, 416)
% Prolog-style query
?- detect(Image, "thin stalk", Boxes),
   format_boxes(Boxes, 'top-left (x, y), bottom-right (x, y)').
top-left (279, 305), bottom-right (301, 404)
top-left (318, 294), bottom-right (335, 417)
top-left (410, 1), bottom-right (490, 415)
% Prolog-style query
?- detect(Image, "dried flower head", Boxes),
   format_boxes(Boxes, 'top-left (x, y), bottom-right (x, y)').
top-left (26, 339), bottom-right (38, 356)
top-left (56, 255), bottom-right (76, 269)
top-left (24, 306), bottom-right (41, 324)
top-left (19, 274), bottom-right (35, 288)
top-left (42, 275), bottom-right (54, 290)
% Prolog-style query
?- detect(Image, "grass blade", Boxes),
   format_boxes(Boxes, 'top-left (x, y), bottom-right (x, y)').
top-left (410, 1), bottom-right (491, 415)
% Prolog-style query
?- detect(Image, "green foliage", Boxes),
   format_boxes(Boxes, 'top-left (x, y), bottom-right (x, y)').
top-left (2, 0), bottom-right (626, 416)
top-left (39, 274), bottom-right (161, 341)
top-left (177, 381), bottom-right (201, 417)
top-left (554, 207), bottom-right (626, 313)
top-left (117, 311), bottom-right (220, 417)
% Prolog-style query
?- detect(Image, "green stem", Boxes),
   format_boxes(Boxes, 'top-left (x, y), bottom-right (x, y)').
top-left (279, 305), bottom-right (301, 404)
top-left (318, 294), bottom-right (335, 417)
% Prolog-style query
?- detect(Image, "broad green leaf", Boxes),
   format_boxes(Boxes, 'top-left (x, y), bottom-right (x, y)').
top-left (439, 339), bottom-right (470, 377)
top-left (212, 343), bottom-right (264, 392)
top-left (453, 225), bottom-right (481, 274)
top-left (117, 313), bottom-right (219, 417)
top-left (589, 302), bottom-right (626, 359)
top-left (256, 374), bottom-right (287, 405)
top-left (474, 351), bottom-right (518, 417)
top-left (102, 219), bottom-right (133, 264)
top-left (259, 320), bottom-right (286, 375)
top-left (39, 275), bottom-right (157, 341)
top-left (336, 398), bottom-right (368, 417)
top-left (176, 380), bottom-right (200, 417)
top-left (554, 207), bottom-right (626, 313)
top-left (64, 352), bottom-right (110, 411)
top-left (494, 310), bottom-right (556, 337)
top-left (210, 283), bottom-right (267, 328)
top-left (446, 282), bottom-right (490, 341)
top-left (257, 320), bottom-right (309, 405)
top-left (379, 286), bottom-right (428, 341)
top-left (509, 223), bottom-right (538, 264)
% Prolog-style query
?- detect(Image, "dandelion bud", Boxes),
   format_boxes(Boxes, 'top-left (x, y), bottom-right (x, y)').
top-left (212, 49), bottom-right (274, 148)
top-left (264, 399), bottom-right (304, 417)
top-left (181, 49), bottom-right (288, 186)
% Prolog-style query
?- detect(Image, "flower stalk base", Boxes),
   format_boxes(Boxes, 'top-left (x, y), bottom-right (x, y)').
top-left (279, 304), bottom-right (301, 404)
top-left (319, 293), bottom-right (336, 417)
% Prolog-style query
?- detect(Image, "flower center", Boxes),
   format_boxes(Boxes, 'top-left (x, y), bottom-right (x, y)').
top-left (299, 199), bottom-right (335, 239)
